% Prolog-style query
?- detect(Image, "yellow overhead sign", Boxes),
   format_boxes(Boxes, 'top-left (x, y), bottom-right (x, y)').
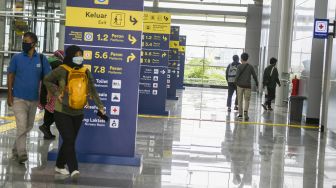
top-left (169, 41), bottom-right (179, 49)
top-left (179, 45), bottom-right (185, 52)
top-left (66, 6), bottom-right (143, 31)
top-left (143, 12), bottom-right (171, 34)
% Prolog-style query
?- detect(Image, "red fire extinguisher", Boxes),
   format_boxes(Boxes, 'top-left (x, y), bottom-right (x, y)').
top-left (291, 75), bottom-right (299, 96)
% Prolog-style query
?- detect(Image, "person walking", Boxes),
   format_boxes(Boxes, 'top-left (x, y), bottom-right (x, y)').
top-left (38, 50), bottom-right (64, 139)
top-left (234, 53), bottom-right (258, 121)
top-left (44, 45), bottom-right (106, 178)
top-left (7, 32), bottom-right (51, 163)
top-left (262, 57), bottom-right (281, 111)
top-left (226, 55), bottom-right (240, 112)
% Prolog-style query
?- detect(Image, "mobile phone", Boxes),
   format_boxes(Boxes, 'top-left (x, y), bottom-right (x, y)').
top-left (97, 110), bottom-right (109, 121)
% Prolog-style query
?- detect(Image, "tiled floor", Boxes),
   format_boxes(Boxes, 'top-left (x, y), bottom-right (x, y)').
top-left (0, 87), bottom-right (336, 187)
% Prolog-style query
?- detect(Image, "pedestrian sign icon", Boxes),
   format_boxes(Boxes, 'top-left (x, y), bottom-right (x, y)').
top-left (111, 13), bottom-right (125, 27)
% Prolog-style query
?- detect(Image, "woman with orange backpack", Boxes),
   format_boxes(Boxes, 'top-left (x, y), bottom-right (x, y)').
top-left (44, 45), bottom-right (106, 178)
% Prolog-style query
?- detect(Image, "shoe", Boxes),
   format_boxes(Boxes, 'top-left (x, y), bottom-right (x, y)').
top-left (237, 115), bottom-right (243, 120)
top-left (244, 111), bottom-right (249, 121)
top-left (268, 107), bottom-right (273, 111)
top-left (39, 125), bottom-right (55, 139)
top-left (228, 107), bottom-right (231, 112)
top-left (44, 135), bottom-right (56, 140)
top-left (18, 154), bottom-right (28, 164)
top-left (55, 167), bottom-right (70, 175)
top-left (71, 170), bottom-right (80, 179)
top-left (234, 106), bottom-right (238, 111)
top-left (261, 104), bottom-right (267, 111)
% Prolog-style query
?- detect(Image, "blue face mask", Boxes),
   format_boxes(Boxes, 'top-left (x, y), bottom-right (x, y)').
top-left (22, 42), bottom-right (33, 53)
top-left (73, 56), bottom-right (84, 65)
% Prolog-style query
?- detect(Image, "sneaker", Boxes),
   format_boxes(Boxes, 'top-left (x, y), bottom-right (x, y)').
top-left (261, 104), bottom-right (267, 111)
top-left (18, 154), bottom-right (28, 164)
top-left (237, 115), bottom-right (243, 120)
top-left (71, 170), bottom-right (80, 179)
top-left (228, 107), bottom-right (231, 112)
top-left (55, 167), bottom-right (70, 175)
top-left (268, 107), bottom-right (273, 111)
top-left (244, 111), bottom-right (249, 121)
top-left (234, 106), bottom-right (238, 111)
top-left (39, 125), bottom-right (55, 140)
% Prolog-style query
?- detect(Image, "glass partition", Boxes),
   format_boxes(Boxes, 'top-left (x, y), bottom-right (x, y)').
top-left (184, 45), bottom-right (244, 88)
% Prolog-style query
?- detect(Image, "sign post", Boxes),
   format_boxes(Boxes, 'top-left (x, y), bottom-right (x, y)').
top-left (138, 12), bottom-right (171, 115)
top-left (167, 26), bottom-right (180, 100)
top-left (48, 0), bottom-right (144, 166)
top-left (177, 36), bottom-right (186, 89)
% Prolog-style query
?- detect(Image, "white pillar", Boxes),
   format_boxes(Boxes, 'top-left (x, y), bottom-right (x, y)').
top-left (58, 0), bottom-right (66, 50)
top-left (0, 0), bottom-right (5, 51)
top-left (275, 0), bottom-right (294, 106)
top-left (0, 0), bottom-right (6, 86)
top-left (321, 37), bottom-right (333, 129)
top-left (153, 0), bottom-right (159, 12)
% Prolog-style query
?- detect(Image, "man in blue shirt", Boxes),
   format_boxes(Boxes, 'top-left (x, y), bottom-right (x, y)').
top-left (7, 32), bottom-right (51, 164)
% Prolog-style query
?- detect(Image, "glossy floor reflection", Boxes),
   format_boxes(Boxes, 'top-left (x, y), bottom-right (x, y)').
top-left (0, 87), bottom-right (336, 187)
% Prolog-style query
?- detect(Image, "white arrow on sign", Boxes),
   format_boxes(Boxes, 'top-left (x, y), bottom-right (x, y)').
top-left (160, 70), bottom-right (166, 74)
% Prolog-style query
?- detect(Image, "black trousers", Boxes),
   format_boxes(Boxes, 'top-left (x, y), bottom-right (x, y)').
top-left (265, 87), bottom-right (276, 108)
top-left (227, 83), bottom-right (238, 107)
top-left (54, 111), bottom-right (84, 173)
top-left (43, 109), bottom-right (54, 128)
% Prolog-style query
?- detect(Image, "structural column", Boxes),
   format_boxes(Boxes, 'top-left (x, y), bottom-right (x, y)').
top-left (0, 0), bottom-right (6, 87)
top-left (58, 0), bottom-right (66, 49)
top-left (153, 0), bottom-right (159, 12)
top-left (275, 0), bottom-right (294, 106)
top-left (304, 0), bottom-right (328, 124)
top-left (245, 4), bottom-right (262, 91)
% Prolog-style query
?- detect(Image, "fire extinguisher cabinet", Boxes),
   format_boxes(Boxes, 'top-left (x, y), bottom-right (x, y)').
top-left (289, 96), bottom-right (307, 123)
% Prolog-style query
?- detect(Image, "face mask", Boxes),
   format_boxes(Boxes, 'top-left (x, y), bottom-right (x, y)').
top-left (73, 56), bottom-right (84, 65)
top-left (22, 42), bottom-right (33, 53)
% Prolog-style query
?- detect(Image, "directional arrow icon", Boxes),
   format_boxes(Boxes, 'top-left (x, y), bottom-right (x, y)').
top-left (162, 52), bottom-right (167, 58)
top-left (163, 36), bottom-right (168, 41)
top-left (164, 16), bottom-right (169, 22)
top-left (128, 34), bottom-right (137, 45)
top-left (160, 70), bottom-right (166, 74)
top-left (130, 16), bottom-right (138, 25)
top-left (127, 53), bottom-right (136, 63)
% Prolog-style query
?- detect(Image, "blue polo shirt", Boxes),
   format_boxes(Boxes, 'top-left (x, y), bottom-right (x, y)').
top-left (8, 51), bottom-right (51, 101)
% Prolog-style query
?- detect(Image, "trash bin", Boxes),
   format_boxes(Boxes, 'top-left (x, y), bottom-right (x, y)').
top-left (289, 96), bottom-right (307, 123)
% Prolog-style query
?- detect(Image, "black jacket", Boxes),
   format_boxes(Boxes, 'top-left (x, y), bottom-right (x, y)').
top-left (263, 65), bottom-right (280, 88)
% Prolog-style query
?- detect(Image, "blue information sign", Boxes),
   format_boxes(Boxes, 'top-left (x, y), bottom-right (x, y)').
top-left (138, 12), bottom-right (171, 116)
top-left (313, 19), bottom-right (329, 39)
top-left (167, 26), bottom-right (180, 100)
top-left (177, 36), bottom-right (186, 89)
top-left (48, 0), bottom-right (144, 166)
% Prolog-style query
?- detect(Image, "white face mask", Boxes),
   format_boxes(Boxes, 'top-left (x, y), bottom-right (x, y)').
top-left (73, 56), bottom-right (84, 65)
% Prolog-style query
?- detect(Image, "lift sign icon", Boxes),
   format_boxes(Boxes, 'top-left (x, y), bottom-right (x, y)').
top-left (314, 19), bottom-right (329, 39)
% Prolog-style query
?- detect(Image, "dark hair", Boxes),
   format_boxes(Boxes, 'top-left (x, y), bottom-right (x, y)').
top-left (23, 32), bottom-right (38, 43)
top-left (270, 57), bottom-right (278, 65)
top-left (233, 55), bottom-right (239, 62)
top-left (241, 53), bottom-right (249, 61)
